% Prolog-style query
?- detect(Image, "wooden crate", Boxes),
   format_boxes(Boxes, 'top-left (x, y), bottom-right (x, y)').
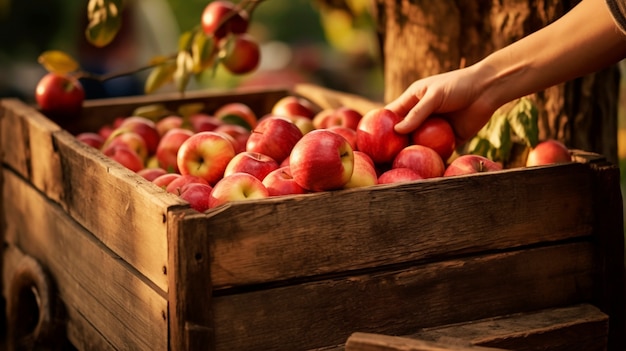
top-left (0, 84), bottom-right (624, 351)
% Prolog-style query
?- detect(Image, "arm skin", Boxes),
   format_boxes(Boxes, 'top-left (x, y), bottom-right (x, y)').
top-left (385, 0), bottom-right (626, 145)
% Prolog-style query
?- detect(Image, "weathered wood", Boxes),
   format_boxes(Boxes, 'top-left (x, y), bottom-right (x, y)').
top-left (345, 332), bottom-right (507, 351)
top-left (209, 243), bottom-right (594, 350)
top-left (293, 83), bottom-right (383, 115)
top-left (1, 169), bottom-right (168, 351)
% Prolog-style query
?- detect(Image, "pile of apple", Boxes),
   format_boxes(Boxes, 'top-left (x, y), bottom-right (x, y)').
top-left (75, 95), bottom-right (572, 213)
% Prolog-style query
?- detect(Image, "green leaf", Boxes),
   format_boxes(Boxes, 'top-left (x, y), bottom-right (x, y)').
top-left (85, 0), bottom-right (124, 48)
top-left (144, 61), bottom-right (176, 94)
top-left (174, 51), bottom-right (194, 94)
top-left (178, 30), bottom-right (194, 52)
top-left (467, 137), bottom-right (492, 157)
top-left (38, 50), bottom-right (80, 74)
top-left (191, 33), bottom-right (216, 73)
top-left (507, 97), bottom-right (539, 147)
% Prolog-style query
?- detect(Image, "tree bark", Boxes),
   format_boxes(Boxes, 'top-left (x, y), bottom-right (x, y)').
top-left (373, 0), bottom-right (620, 163)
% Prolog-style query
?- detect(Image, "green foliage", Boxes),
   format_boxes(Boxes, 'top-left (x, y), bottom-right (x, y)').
top-left (85, 0), bottom-right (125, 48)
top-left (467, 97), bottom-right (539, 163)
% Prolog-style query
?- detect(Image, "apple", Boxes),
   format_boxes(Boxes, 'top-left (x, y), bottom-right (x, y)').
top-left (35, 73), bottom-right (85, 121)
top-left (327, 126), bottom-right (357, 151)
top-left (156, 128), bottom-right (194, 173)
top-left (219, 33), bottom-right (260, 75)
top-left (410, 117), bottom-right (456, 162)
top-left (156, 115), bottom-right (184, 136)
top-left (179, 183), bottom-right (213, 212)
top-left (118, 116), bottom-right (161, 155)
top-left (443, 154), bottom-right (503, 177)
top-left (214, 124), bottom-right (251, 154)
top-left (262, 166), bottom-right (308, 197)
top-left (214, 102), bottom-right (257, 130)
top-left (166, 174), bottom-right (210, 195)
top-left (177, 131), bottom-right (236, 185)
top-left (344, 151), bottom-right (378, 189)
top-left (137, 167), bottom-right (168, 181)
top-left (271, 96), bottom-right (316, 119)
top-left (392, 144), bottom-right (445, 179)
top-left (102, 144), bottom-right (144, 172)
top-left (75, 132), bottom-right (105, 149)
top-left (224, 151), bottom-right (279, 181)
top-left (356, 108), bottom-right (409, 165)
top-left (312, 109), bottom-right (334, 129)
top-left (208, 172), bottom-right (269, 208)
top-left (526, 139), bottom-right (572, 167)
top-left (378, 167), bottom-right (424, 185)
top-left (316, 107), bottom-right (362, 130)
top-left (102, 130), bottom-right (149, 162)
top-left (246, 116), bottom-right (303, 164)
top-left (288, 115), bottom-right (316, 135)
top-left (201, 0), bottom-right (249, 40)
top-left (189, 113), bottom-right (223, 133)
top-left (152, 173), bottom-right (181, 189)
top-left (290, 129), bottom-right (354, 191)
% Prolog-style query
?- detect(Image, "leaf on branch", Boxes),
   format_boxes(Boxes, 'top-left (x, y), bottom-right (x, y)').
top-left (191, 32), bottom-right (215, 73)
top-left (38, 50), bottom-right (80, 74)
top-left (174, 51), bottom-right (194, 94)
top-left (144, 61), bottom-right (176, 94)
top-left (85, 0), bottom-right (124, 48)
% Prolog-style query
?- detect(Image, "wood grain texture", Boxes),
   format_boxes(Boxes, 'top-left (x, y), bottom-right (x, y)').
top-left (345, 332), bottom-right (507, 351)
top-left (1, 169), bottom-right (168, 351)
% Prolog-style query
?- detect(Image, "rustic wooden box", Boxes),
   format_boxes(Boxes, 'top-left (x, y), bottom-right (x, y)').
top-left (0, 85), bottom-right (624, 351)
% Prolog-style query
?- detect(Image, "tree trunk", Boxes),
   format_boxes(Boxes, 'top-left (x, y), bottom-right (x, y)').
top-left (373, 0), bottom-right (620, 163)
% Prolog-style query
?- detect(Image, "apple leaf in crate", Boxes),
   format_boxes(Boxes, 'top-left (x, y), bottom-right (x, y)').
top-left (506, 96), bottom-right (539, 148)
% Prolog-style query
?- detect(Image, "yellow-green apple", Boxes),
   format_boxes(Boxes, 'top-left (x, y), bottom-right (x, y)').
top-left (208, 172), bottom-right (269, 208)
top-left (290, 129), bottom-right (354, 191)
top-left (215, 124), bottom-right (250, 154)
top-left (392, 144), bottom-right (445, 179)
top-left (118, 116), bottom-right (161, 155)
top-left (156, 115), bottom-right (184, 136)
top-left (356, 108), bottom-right (409, 165)
top-left (246, 116), bottom-right (303, 164)
top-left (318, 107), bottom-right (362, 130)
top-left (35, 73), bottom-right (84, 120)
top-left (378, 167), bottom-right (423, 185)
top-left (327, 126), bottom-right (357, 151)
top-left (443, 154), bottom-right (503, 177)
top-left (288, 115), bottom-right (316, 135)
top-left (214, 102), bottom-right (257, 130)
top-left (344, 151), bottom-right (378, 189)
top-left (262, 166), bottom-right (308, 196)
top-left (526, 139), bottom-right (572, 167)
top-left (177, 131), bottom-right (236, 185)
top-left (201, 0), bottom-right (249, 40)
top-left (102, 130), bottom-right (149, 162)
top-left (224, 151), bottom-right (279, 181)
top-left (219, 33), bottom-right (260, 75)
top-left (179, 183), bottom-right (213, 212)
top-left (271, 96), bottom-right (316, 119)
top-left (156, 128), bottom-right (194, 173)
top-left (166, 174), bottom-right (210, 195)
top-left (103, 144), bottom-right (144, 172)
top-left (152, 173), bottom-right (181, 189)
top-left (75, 132), bottom-right (104, 149)
top-left (410, 117), bottom-right (456, 162)
top-left (137, 167), bottom-right (168, 181)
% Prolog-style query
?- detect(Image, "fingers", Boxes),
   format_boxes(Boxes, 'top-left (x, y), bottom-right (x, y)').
top-left (388, 86), bottom-right (440, 134)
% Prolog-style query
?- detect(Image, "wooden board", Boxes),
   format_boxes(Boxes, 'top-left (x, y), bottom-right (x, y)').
top-left (345, 332), bottom-right (507, 351)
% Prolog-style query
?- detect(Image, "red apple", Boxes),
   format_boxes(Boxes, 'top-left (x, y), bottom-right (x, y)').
top-left (378, 167), bottom-right (424, 185)
top-left (214, 124), bottom-right (251, 154)
top-left (35, 73), bottom-right (84, 119)
top-left (189, 113), bottom-right (223, 133)
top-left (166, 174), bottom-right (210, 195)
top-left (177, 131), bottom-right (236, 185)
top-left (526, 139), bottom-right (572, 167)
top-left (103, 144), bottom-right (144, 172)
top-left (156, 115), bottom-right (184, 136)
top-left (201, 0), bottom-right (249, 40)
top-left (156, 128), bottom-right (194, 173)
top-left (356, 108), bottom-right (409, 165)
top-left (327, 126), bottom-right (357, 151)
top-left (392, 144), bottom-right (445, 179)
top-left (318, 107), bottom-right (362, 130)
top-left (312, 109), bottom-right (334, 129)
top-left (219, 33), bottom-right (260, 75)
top-left (271, 96), bottom-right (316, 119)
top-left (152, 173), bottom-right (181, 189)
top-left (102, 130), bottom-right (149, 162)
top-left (224, 151), bottom-right (279, 181)
top-left (443, 154), bottom-right (503, 177)
top-left (262, 166), bottom-right (308, 197)
top-left (344, 151), bottom-right (378, 189)
top-left (410, 117), bottom-right (456, 162)
top-left (214, 102), bottom-right (257, 130)
top-left (246, 116), bottom-right (303, 164)
top-left (290, 129), bottom-right (354, 192)
top-left (118, 116), bottom-right (161, 155)
top-left (179, 183), bottom-right (213, 212)
top-left (208, 172), bottom-right (269, 208)
top-left (137, 167), bottom-right (168, 181)
top-left (75, 132), bottom-right (104, 149)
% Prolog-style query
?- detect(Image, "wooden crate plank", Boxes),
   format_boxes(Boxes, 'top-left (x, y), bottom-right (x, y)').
top-left (210, 242), bottom-right (595, 350)
top-left (345, 332), bottom-right (507, 351)
top-left (292, 83), bottom-right (384, 115)
top-left (413, 304), bottom-right (607, 351)
top-left (2, 169), bottom-right (168, 351)
top-left (203, 162), bottom-right (595, 289)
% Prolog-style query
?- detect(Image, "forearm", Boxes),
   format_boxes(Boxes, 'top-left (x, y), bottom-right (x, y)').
top-left (476, 0), bottom-right (626, 108)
